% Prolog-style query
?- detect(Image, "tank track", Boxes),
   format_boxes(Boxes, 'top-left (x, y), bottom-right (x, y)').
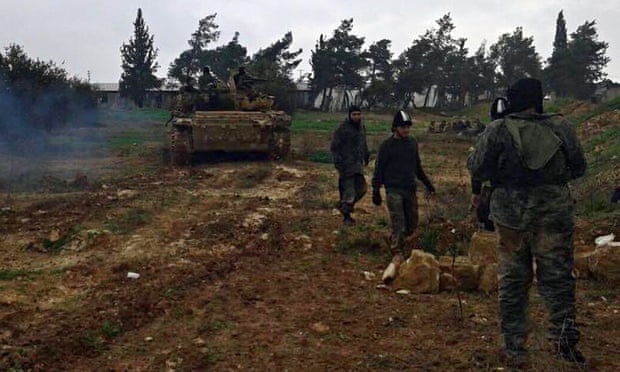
top-left (170, 127), bottom-right (193, 166)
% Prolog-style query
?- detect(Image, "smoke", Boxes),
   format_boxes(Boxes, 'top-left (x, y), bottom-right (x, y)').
top-left (0, 80), bottom-right (104, 195)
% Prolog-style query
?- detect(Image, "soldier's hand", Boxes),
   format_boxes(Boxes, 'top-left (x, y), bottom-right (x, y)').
top-left (372, 189), bottom-right (382, 206)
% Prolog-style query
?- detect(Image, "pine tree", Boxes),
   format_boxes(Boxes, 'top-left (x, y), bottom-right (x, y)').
top-left (567, 20), bottom-right (610, 99)
top-left (120, 8), bottom-right (161, 107)
top-left (545, 11), bottom-right (571, 97)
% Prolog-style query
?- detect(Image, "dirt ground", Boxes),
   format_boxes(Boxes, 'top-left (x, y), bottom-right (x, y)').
top-left (0, 120), bottom-right (618, 372)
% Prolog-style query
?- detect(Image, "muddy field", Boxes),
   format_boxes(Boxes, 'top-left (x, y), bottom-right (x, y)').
top-left (0, 117), bottom-right (618, 371)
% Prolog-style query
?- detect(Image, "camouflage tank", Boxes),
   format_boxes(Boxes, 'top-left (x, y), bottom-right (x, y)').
top-left (168, 71), bottom-right (292, 166)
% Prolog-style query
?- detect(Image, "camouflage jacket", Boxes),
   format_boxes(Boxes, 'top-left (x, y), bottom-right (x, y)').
top-left (330, 119), bottom-right (369, 177)
top-left (468, 113), bottom-right (587, 231)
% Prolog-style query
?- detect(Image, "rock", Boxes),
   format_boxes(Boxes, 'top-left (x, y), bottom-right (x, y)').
top-left (310, 322), bottom-right (330, 334)
top-left (382, 254), bottom-right (403, 284)
top-left (392, 249), bottom-right (440, 293)
top-left (478, 263), bottom-right (498, 293)
top-left (362, 271), bottom-right (376, 281)
top-left (49, 229), bottom-right (60, 242)
top-left (439, 272), bottom-right (456, 291)
top-left (469, 230), bottom-right (497, 266)
top-left (117, 189), bottom-right (138, 199)
top-left (588, 246), bottom-right (620, 284)
top-left (438, 256), bottom-right (480, 291)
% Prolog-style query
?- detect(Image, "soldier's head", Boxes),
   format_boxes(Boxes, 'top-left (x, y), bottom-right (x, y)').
top-left (348, 105), bottom-right (362, 124)
top-left (506, 78), bottom-right (543, 114)
top-left (203, 66), bottom-right (211, 75)
top-left (392, 110), bottom-right (412, 137)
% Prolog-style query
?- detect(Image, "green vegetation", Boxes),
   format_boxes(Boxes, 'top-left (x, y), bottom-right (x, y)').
top-left (0, 269), bottom-right (41, 281)
top-left (292, 110), bottom-right (392, 133)
top-left (308, 150), bottom-right (332, 164)
top-left (419, 227), bottom-right (441, 256)
top-left (335, 226), bottom-right (382, 256)
top-left (104, 208), bottom-right (152, 234)
top-left (99, 107), bottom-right (170, 124)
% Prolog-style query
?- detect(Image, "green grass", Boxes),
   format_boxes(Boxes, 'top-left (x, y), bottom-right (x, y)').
top-left (583, 126), bottom-right (620, 171)
top-left (100, 107), bottom-right (171, 124)
top-left (0, 269), bottom-right (41, 281)
top-left (292, 110), bottom-right (393, 133)
top-left (308, 150), bottom-right (332, 163)
top-left (104, 209), bottom-right (152, 234)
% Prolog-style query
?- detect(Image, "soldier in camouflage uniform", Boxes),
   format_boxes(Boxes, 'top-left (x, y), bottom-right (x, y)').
top-left (330, 105), bottom-right (370, 225)
top-left (372, 111), bottom-right (435, 255)
top-left (468, 78), bottom-right (587, 365)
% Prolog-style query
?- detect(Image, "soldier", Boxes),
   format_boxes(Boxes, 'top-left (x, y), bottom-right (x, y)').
top-left (372, 110), bottom-right (435, 255)
top-left (198, 66), bottom-right (218, 91)
top-left (330, 105), bottom-right (370, 225)
top-left (468, 78), bottom-right (587, 366)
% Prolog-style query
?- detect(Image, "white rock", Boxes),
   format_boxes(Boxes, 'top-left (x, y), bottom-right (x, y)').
top-left (595, 234), bottom-right (616, 246)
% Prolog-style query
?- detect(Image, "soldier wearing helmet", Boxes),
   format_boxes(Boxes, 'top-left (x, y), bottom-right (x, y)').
top-left (372, 110), bottom-right (435, 256)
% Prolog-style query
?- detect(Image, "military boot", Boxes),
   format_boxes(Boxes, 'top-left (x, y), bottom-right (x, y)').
top-left (342, 213), bottom-right (356, 226)
top-left (557, 341), bottom-right (586, 365)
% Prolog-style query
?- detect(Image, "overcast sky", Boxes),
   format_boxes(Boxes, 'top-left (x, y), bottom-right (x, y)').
top-left (1, 0), bottom-right (619, 84)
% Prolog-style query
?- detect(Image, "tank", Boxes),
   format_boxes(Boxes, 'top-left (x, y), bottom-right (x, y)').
top-left (168, 71), bottom-right (292, 166)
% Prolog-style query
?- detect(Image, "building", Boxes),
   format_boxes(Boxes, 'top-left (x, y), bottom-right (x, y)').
top-left (93, 82), bottom-right (179, 109)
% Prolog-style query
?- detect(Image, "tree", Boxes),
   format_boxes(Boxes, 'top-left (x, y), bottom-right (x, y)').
top-left (490, 27), bottom-right (542, 89)
top-left (566, 20), bottom-right (609, 99)
top-left (309, 34), bottom-right (333, 110)
top-left (394, 38), bottom-right (433, 108)
top-left (545, 10), bottom-right (571, 97)
top-left (0, 44), bottom-right (97, 138)
top-left (168, 13), bottom-right (220, 86)
top-left (469, 42), bottom-right (497, 103)
top-left (203, 32), bottom-right (249, 80)
top-left (394, 14), bottom-right (462, 108)
top-left (250, 31), bottom-right (302, 112)
top-left (362, 39), bottom-right (394, 109)
top-left (309, 19), bottom-right (367, 110)
top-left (119, 8), bottom-right (161, 107)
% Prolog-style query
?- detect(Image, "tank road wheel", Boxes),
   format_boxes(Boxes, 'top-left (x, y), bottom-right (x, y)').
top-left (170, 127), bottom-right (193, 166)
top-left (269, 129), bottom-right (291, 160)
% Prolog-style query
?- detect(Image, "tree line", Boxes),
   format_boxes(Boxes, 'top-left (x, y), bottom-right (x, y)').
top-left (0, 44), bottom-right (97, 141)
top-left (2, 7), bottom-right (609, 129)
top-left (120, 9), bottom-right (609, 111)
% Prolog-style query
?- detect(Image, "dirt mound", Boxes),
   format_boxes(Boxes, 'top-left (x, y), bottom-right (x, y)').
top-left (560, 101), bottom-right (597, 117)
top-left (580, 109), bottom-right (620, 140)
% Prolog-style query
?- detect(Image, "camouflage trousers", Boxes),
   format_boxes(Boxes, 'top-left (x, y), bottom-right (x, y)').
top-left (496, 223), bottom-right (579, 353)
top-left (338, 173), bottom-right (367, 214)
top-left (386, 187), bottom-right (419, 255)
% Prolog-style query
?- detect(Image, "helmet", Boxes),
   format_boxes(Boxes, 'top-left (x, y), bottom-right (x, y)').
top-left (392, 110), bottom-right (412, 130)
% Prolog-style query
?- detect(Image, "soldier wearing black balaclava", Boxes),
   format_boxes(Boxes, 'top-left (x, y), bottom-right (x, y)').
top-left (468, 78), bottom-right (587, 366)
top-left (330, 105), bottom-right (370, 225)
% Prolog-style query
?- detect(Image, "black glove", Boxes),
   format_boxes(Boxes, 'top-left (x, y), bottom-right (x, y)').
top-left (426, 184), bottom-right (436, 194)
top-left (372, 189), bottom-right (382, 206)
